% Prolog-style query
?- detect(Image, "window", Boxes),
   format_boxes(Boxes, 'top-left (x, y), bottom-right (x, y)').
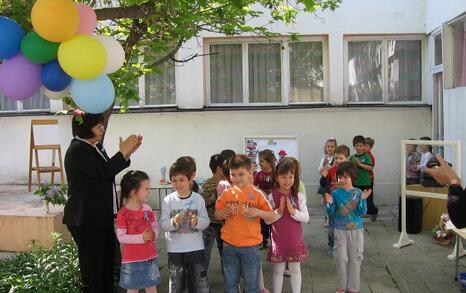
top-left (452, 19), bottom-right (466, 88)
top-left (208, 38), bottom-right (326, 105)
top-left (115, 50), bottom-right (176, 109)
top-left (346, 37), bottom-right (423, 103)
top-left (290, 42), bottom-right (324, 102)
top-left (434, 34), bottom-right (442, 66)
top-left (0, 91), bottom-right (50, 112)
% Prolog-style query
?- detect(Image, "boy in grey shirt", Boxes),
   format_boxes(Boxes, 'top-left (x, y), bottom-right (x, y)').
top-left (160, 160), bottom-right (210, 292)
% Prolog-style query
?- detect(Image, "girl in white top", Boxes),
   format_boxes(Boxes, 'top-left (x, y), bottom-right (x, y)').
top-left (317, 138), bottom-right (337, 226)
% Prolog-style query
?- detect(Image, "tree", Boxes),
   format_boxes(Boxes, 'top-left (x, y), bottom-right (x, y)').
top-left (1, 0), bottom-right (341, 137)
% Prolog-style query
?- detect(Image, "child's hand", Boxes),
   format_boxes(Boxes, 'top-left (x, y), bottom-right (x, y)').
top-left (353, 158), bottom-right (362, 167)
top-left (321, 167), bottom-right (329, 177)
top-left (362, 189), bottom-right (372, 200)
top-left (325, 193), bottom-right (333, 205)
top-left (286, 198), bottom-right (295, 216)
top-left (220, 206), bottom-right (233, 220)
top-left (190, 214), bottom-right (198, 227)
top-left (242, 207), bottom-right (261, 218)
top-left (411, 166), bottom-right (418, 172)
top-left (173, 213), bottom-right (184, 226)
top-left (142, 228), bottom-right (154, 242)
top-left (278, 196), bottom-right (286, 215)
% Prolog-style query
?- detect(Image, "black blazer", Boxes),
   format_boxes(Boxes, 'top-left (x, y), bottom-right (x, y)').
top-left (63, 138), bottom-right (130, 229)
top-left (448, 184), bottom-right (466, 229)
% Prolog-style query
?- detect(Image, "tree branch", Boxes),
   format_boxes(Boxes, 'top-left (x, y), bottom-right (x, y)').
top-left (146, 39), bottom-right (184, 68)
top-left (94, 3), bottom-right (156, 20)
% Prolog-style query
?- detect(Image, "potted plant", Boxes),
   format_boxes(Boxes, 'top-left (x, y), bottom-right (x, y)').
top-left (33, 182), bottom-right (68, 213)
top-left (431, 213), bottom-right (453, 246)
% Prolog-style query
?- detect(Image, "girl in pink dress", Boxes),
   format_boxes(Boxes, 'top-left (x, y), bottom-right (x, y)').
top-left (267, 158), bottom-right (309, 293)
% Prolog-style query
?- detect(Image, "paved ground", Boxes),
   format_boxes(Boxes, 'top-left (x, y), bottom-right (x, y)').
top-left (1, 185), bottom-right (465, 292)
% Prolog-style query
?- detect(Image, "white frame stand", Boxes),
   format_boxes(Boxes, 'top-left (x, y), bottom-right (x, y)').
top-left (393, 140), bottom-right (465, 260)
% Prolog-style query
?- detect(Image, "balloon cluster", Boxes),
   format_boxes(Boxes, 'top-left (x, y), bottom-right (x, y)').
top-left (0, 0), bottom-right (125, 114)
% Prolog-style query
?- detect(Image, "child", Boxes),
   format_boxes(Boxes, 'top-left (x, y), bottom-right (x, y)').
top-left (364, 137), bottom-right (379, 220)
top-left (160, 161), bottom-right (210, 293)
top-left (116, 171), bottom-right (160, 293)
top-left (217, 150), bottom-right (236, 196)
top-left (417, 136), bottom-right (434, 173)
top-left (215, 155), bottom-right (277, 293)
top-left (201, 154), bottom-right (226, 273)
top-left (320, 145), bottom-right (350, 256)
top-left (406, 141), bottom-right (421, 185)
top-left (318, 138), bottom-right (337, 226)
top-left (254, 149), bottom-right (277, 249)
top-left (325, 162), bottom-right (372, 293)
top-left (267, 158), bottom-right (309, 293)
top-left (349, 135), bottom-right (377, 221)
top-left (176, 156), bottom-right (203, 194)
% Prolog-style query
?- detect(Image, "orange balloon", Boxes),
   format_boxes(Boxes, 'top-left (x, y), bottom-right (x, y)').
top-left (31, 0), bottom-right (79, 42)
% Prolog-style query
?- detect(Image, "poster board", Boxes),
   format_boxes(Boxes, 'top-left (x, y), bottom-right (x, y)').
top-left (244, 136), bottom-right (299, 171)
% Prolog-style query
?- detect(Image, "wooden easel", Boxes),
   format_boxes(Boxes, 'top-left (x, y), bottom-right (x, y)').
top-left (28, 119), bottom-right (65, 192)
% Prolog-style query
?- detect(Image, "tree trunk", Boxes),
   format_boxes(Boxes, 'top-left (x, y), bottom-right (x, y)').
top-left (101, 104), bottom-right (114, 143)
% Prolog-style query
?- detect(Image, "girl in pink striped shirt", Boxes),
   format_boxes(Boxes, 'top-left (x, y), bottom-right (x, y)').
top-left (116, 171), bottom-right (160, 292)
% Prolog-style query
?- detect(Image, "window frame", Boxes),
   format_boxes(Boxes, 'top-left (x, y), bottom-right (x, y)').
top-left (343, 34), bottom-right (426, 105)
top-left (204, 35), bottom-right (329, 107)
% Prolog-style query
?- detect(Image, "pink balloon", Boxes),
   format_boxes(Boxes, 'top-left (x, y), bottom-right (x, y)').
top-left (76, 4), bottom-right (97, 35)
top-left (0, 54), bottom-right (41, 100)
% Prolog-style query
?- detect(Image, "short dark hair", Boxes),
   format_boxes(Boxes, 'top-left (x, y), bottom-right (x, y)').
top-left (365, 137), bottom-right (375, 148)
top-left (176, 156), bottom-right (196, 174)
top-left (353, 135), bottom-right (366, 146)
top-left (169, 161), bottom-right (192, 180)
top-left (228, 154), bottom-right (252, 171)
top-left (420, 136), bottom-right (433, 152)
top-left (120, 170), bottom-right (149, 206)
top-left (209, 154), bottom-right (225, 174)
top-left (336, 161), bottom-right (357, 184)
top-left (72, 114), bottom-right (104, 139)
top-left (220, 149), bottom-right (236, 160)
top-left (335, 145), bottom-right (350, 158)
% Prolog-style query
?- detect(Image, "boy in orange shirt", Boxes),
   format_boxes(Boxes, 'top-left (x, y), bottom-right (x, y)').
top-left (215, 154), bottom-right (278, 293)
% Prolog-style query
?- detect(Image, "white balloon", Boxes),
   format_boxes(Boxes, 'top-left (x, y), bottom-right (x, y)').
top-left (94, 35), bottom-right (125, 74)
top-left (42, 86), bottom-right (70, 100)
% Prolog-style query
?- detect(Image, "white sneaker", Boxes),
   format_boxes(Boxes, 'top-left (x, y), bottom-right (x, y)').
top-left (323, 218), bottom-right (329, 227)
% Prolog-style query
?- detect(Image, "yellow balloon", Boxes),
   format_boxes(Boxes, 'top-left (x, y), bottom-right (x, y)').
top-left (58, 35), bottom-right (107, 80)
top-left (31, 0), bottom-right (79, 42)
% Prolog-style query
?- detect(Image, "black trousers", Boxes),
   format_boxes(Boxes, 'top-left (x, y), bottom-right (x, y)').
top-left (355, 184), bottom-right (379, 215)
top-left (68, 225), bottom-right (116, 293)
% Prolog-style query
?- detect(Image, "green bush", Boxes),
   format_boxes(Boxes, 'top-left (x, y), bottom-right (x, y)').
top-left (0, 233), bottom-right (82, 292)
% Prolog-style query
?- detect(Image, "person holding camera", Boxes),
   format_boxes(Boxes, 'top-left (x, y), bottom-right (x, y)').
top-left (425, 155), bottom-right (466, 228)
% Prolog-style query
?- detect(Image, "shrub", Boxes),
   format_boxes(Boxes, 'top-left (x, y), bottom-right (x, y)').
top-left (0, 233), bottom-right (82, 292)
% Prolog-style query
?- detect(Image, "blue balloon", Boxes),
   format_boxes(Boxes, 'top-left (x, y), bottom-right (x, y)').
top-left (41, 61), bottom-right (71, 91)
top-left (0, 17), bottom-right (25, 59)
top-left (70, 75), bottom-right (115, 114)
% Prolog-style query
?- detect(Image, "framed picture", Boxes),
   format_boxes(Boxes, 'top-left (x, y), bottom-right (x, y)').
top-left (244, 136), bottom-right (299, 171)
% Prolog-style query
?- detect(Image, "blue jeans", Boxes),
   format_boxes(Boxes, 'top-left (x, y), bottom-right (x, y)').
top-left (223, 243), bottom-right (261, 293)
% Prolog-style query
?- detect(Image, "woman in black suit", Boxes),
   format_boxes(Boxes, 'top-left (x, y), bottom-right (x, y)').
top-left (63, 113), bottom-right (142, 293)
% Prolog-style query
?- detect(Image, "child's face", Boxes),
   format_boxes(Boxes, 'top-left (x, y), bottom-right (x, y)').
top-left (133, 179), bottom-right (151, 203)
top-left (407, 144), bottom-right (417, 153)
top-left (354, 143), bottom-right (365, 154)
top-left (420, 145), bottom-right (429, 153)
top-left (326, 142), bottom-right (336, 155)
top-left (365, 144), bottom-right (372, 153)
top-left (334, 153), bottom-right (348, 165)
top-left (258, 157), bottom-right (272, 171)
top-left (276, 171), bottom-right (295, 191)
top-left (337, 174), bottom-right (353, 188)
top-left (171, 174), bottom-right (191, 194)
top-left (230, 166), bottom-right (252, 189)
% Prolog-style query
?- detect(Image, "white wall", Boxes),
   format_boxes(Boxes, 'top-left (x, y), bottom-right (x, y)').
top-left (426, 0), bottom-right (466, 33)
top-left (0, 107), bottom-right (431, 205)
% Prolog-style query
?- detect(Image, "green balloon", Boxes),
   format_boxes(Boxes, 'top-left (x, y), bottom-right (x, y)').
top-left (20, 32), bottom-right (59, 64)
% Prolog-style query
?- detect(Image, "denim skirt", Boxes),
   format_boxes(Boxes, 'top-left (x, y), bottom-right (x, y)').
top-left (120, 258), bottom-right (161, 289)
